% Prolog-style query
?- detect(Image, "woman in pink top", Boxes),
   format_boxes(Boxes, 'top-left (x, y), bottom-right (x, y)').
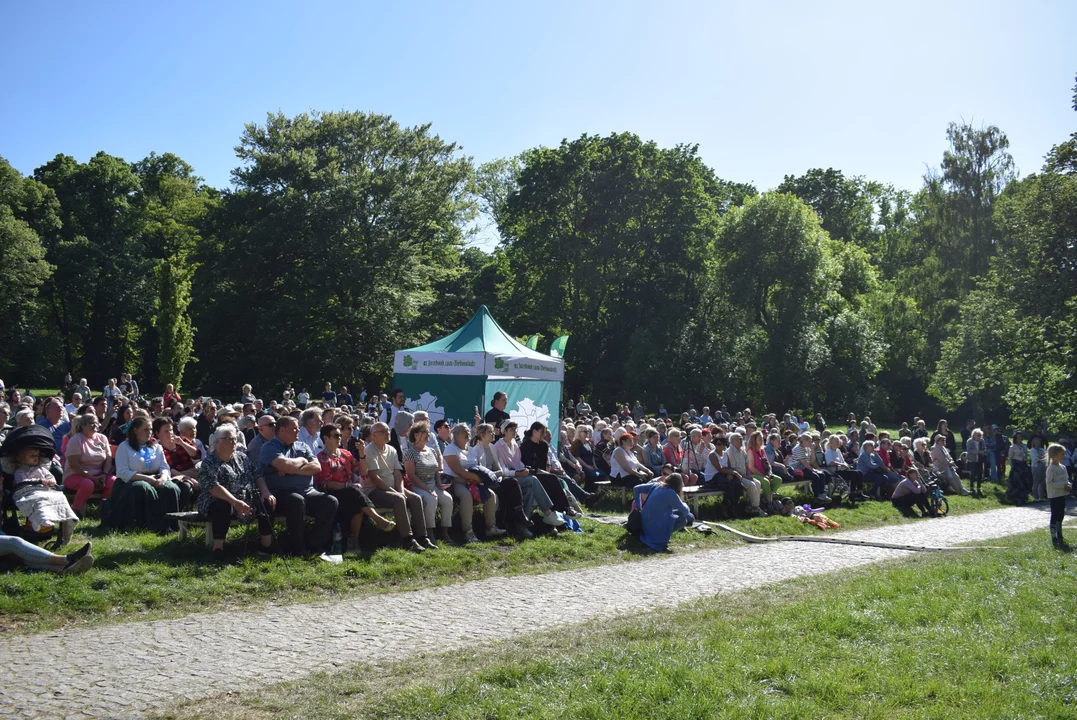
top-left (64, 414), bottom-right (116, 514)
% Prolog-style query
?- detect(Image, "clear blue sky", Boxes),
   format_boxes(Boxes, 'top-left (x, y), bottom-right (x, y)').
top-left (3, 0), bottom-right (1075, 200)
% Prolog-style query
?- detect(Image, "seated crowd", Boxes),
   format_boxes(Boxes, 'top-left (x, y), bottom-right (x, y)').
top-left (3, 379), bottom-right (1077, 571)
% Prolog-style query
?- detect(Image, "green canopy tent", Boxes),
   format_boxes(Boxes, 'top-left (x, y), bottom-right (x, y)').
top-left (392, 306), bottom-right (564, 446)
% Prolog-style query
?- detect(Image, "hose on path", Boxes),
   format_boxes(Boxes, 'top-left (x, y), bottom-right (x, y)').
top-left (711, 523), bottom-right (1006, 552)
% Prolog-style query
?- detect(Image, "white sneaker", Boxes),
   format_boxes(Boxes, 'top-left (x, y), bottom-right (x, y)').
top-left (542, 512), bottom-right (566, 527)
top-left (487, 527), bottom-right (507, 537)
top-left (465, 532), bottom-right (480, 544)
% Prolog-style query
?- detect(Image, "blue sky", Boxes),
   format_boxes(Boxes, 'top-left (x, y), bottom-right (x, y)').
top-left (3, 0), bottom-right (1075, 201)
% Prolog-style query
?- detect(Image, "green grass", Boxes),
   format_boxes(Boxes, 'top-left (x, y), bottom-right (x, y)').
top-left (160, 528), bottom-right (1077, 720)
top-left (0, 483), bottom-right (1011, 634)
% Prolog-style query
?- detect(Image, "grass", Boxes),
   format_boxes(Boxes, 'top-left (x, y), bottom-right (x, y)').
top-left (1, 481), bottom-right (1012, 635)
top-left (159, 528), bottom-right (1077, 720)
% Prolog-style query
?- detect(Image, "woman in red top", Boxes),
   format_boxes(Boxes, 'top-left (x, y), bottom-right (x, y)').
top-left (315, 423), bottom-right (394, 552)
top-left (153, 417), bottom-right (201, 510)
top-left (662, 428), bottom-right (685, 468)
top-left (163, 384), bottom-right (182, 408)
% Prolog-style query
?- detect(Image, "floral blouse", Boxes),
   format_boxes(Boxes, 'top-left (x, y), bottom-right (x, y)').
top-left (196, 451), bottom-right (258, 517)
top-left (315, 449), bottom-right (357, 491)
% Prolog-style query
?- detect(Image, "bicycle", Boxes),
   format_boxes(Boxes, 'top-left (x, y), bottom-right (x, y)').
top-left (924, 473), bottom-right (949, 518)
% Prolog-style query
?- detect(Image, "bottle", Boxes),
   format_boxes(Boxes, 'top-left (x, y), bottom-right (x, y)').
top-left (331, 523), bottom-right (342, 555)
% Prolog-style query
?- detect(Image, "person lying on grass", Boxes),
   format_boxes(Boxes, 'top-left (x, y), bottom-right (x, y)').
top-left (0, 528), bottom-right (92, 574)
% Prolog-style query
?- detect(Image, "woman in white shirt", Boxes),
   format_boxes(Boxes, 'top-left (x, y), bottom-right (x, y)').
top-left (464, 423), bottom-right (530, 538)
top-left (105, 417), bottom-right (181, 532)
top-left (610, 432), bottom-right (654, 486)
top-left (494, 421), bottom-right (564, 528)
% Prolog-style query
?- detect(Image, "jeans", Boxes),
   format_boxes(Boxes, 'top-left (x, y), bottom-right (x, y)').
top-left (0, 534), bottom-right (59, 570)
top-left (273, 488), bottom-right (339, 553)
top-left (367, 487), bottom-right (427, 539)
top-left (414, 485), bottom-right (454, 528)
top-left (515, 475), bottom-right (554, 515)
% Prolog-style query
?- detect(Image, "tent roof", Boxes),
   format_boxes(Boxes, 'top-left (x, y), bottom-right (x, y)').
top-left (403, 306), bottom-right (551, 359)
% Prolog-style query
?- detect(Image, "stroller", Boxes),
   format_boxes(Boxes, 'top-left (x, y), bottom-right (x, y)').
top-left (1, 425), bottom-right (62, 546)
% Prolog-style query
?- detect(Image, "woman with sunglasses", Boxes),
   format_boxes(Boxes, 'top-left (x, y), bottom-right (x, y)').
top-left (316, 422), bottom-right (395, 552)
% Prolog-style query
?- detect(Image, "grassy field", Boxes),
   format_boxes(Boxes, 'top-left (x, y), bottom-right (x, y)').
top-left (160, 529), bottom-right (1077, 720)
top-left (1, 482), bottom-right (1012, 634)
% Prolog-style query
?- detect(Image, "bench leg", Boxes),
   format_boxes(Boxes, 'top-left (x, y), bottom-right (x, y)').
top-left (204, 523), bottom-right (213, 549)
top-left (178, 521), bottom-right (188, 542)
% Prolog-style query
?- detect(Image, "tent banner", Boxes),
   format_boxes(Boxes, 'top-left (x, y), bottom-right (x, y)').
top-left (486, 378), bottom-right (561, 449)
top-left (549, 335), bottom-right (569, 359)
top-left (394, 351), bottom-right (486, 376)
top-left (485, 354), bottom-right (564, 381)
top-left (394, 374), bottom-right (486, 428)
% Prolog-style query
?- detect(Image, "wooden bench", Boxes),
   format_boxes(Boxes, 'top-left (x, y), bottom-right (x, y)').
top-left (593, 479), bottom-right (629, 504)
top-left (683, 485), bottom-right (724, 515)
top-left (169, 507), bottom-right (397, 549)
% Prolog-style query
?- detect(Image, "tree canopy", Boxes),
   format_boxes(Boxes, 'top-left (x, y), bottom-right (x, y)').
top-left (1, 78), bottom-right (1074, 428)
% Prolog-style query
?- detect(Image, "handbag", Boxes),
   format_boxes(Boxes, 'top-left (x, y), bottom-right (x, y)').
top-left (625, 489), bottom-right (649, 535)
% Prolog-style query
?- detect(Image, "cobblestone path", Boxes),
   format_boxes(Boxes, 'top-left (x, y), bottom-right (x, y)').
top-left (0, 505), bottom-right (1062, 719)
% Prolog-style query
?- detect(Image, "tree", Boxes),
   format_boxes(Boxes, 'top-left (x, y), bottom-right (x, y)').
top-left (188, 111), bottom-right (474, 394)
top-left (132, 152), bottom-right (217, 391)
top-left (34, 152), bottom-right (152, 380)
top-left (496, 132), bottom-right (751, 408)
top-left (931, 90), bottom-right (1077, 430)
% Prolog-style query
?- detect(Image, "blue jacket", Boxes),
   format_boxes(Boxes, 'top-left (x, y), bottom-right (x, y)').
top-left (856, 451), bottom-right (883, 474)
top-left (639, 486), bottom-right (694, 551)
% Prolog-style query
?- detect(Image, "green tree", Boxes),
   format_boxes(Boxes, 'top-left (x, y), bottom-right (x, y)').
top-left (931, 84), bottom-right (1077, 430)
top-left (34, 152), bottom-right (152, 380)
top-left (189, 111), bottom-right (474, 394)
top-left (132, 152), bottom-right (217, 391)
top-left (497, 132), bottom-right (751, 408)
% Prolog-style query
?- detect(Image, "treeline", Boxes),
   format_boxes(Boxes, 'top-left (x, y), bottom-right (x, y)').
top-left (1, 78), bottom-right (1075, 429)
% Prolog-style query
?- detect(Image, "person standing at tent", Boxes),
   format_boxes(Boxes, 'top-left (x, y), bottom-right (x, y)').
top-left (485, 392), bottom-right (510, 439)
top-left (380, 388), bottom-right (405, 428)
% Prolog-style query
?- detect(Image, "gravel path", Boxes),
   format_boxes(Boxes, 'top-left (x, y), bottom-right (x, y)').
top-left (0, 505), bottom-right (1065, 719)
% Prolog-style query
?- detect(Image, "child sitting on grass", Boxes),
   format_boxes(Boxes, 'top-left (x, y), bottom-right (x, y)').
top-left (1046, 444), bottom-right (1071, 550)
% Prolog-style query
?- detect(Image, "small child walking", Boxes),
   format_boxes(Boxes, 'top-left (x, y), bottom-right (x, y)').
top-left (1046, 443), bottom-right (1072, 550)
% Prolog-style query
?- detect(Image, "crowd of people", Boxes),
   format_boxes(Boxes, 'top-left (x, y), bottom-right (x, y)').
top-left (2, 377), bottom-right (1076, 574)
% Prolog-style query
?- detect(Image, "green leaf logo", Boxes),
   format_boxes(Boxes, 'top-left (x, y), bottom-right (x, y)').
top-left (403, 354), bottom-right (415, 369)
top-left (494, 357), bottom-right (505, 370)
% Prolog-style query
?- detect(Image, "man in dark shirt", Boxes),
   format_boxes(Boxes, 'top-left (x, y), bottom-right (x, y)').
top-left (196, 402), bottom-right (217, 447)
top-left (257, 415), bottom-right (338, 555)
top-left (339, 386), bottom-right (354, 408)
top-left (484, 391), bottom-right (510, 438)
top-left (322, 382), bottom-right (338, 407)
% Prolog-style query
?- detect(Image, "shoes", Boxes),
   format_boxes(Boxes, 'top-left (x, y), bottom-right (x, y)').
top-left (517, 528), bottom-right (534, 539)
top-left (542, 512), bottom-right (566, 527)
top-left (65, 542), bottom-right (92, 566)
top-left (850, 493), bottom-right (870, 502)
top-left (374, 517), bottom-right (397, 533)
top-left (420, 536), bottom-right (438, 550)
top-left (815, 494), bottom-right (833, 504)
top-left (403, 538), bottom-right (426, 553)
top-left (62, 554), bottom-right (94, 575)
top-left (565, 508), bottom-right (581, 518)
top-left (487, 527), bottom-right (507, 537)
top-left (465, 532), bottom-right (481, 544)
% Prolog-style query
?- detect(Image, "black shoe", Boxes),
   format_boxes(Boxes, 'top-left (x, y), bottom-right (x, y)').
top-left (65, 542), bottom-right (92, 566)
top-left (403, 537), bottom-right (426, 553)
top-left (420, 536), bottom-right (438, 550)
